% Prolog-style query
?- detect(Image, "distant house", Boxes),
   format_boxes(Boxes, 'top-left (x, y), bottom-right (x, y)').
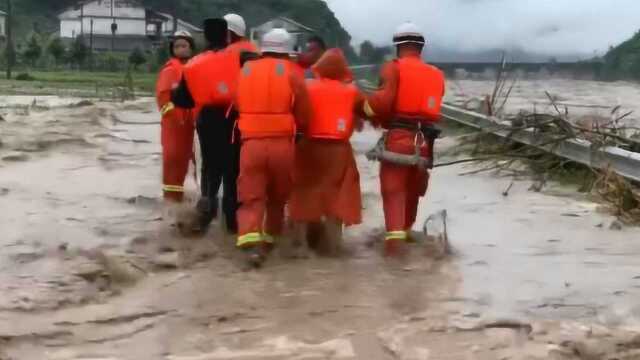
top-left (250, 17), bottom-right (314, 52)
top-left (58, 0), bottom-right (201, 52)
top-left (0, 10), bottom-right (6, 39)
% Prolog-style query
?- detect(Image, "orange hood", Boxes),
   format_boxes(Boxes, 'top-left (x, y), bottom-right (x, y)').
top-left (311, 48), bottom-right (353, 82)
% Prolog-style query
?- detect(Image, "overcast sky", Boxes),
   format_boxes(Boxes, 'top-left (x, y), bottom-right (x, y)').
top-left (325, 0), bottom-right (638, 56)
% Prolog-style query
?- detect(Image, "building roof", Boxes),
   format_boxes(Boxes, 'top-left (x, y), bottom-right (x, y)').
top-left (253, 16), bottom-right (314, 34)
top-left (154, 11), bottom-right (202, 33)
top-left (278, 17), bottom-right (314, 32)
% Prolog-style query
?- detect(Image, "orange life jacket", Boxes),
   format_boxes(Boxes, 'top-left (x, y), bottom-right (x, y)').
top-left (183, 50), bottom-right (238, 110)
top-left (237, 58), bottom-right (295, 139)
top-left (306, 79), bottom-right (358, 141)
top-left (394, 57), bottom-right (445, 122)
top-left (227, 40), bottom-right (259, 55)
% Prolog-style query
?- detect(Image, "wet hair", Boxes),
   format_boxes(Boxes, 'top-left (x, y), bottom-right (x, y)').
top-left (230, 32), bottom-right (242, 43)
top-left (169, 36), bottom-right (195, 58)
top-left (307, 35), bottom-right (327, 50)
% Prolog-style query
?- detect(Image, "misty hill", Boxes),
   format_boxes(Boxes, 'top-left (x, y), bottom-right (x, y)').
top-left (4, 0), bottom-right (355, 58)
top-left (424, 43), bottom-right (590, 63)
top-left (601, 30), bottom-right (640, 80)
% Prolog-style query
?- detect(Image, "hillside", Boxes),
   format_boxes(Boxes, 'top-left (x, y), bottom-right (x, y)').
top-left (2, 0), bottom-right (356, 59)
top-left (601, 30), bottom-right (640, 80)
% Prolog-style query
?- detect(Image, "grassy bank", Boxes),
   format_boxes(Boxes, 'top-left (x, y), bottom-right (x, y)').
top-left (0, 71), bottom-right (156, 98)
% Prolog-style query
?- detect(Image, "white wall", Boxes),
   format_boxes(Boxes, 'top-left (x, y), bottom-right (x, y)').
top-left (61, 17), bottom-right (146, 38)
top-left (59, 0), bottom-right (145, 19)
top-left (0, 16), bottom-right (5, 37)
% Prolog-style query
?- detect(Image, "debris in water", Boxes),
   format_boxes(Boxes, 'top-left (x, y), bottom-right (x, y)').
top-left (502, 180), bottom-right (514, 197)
top-left (609, 220), bottom-right (624, 231)
top-left (67, 100), bottom-right (95, 108)
top-left (423, 209), bottom-right (452, 258)
top-left (2, 152), bottom-right (29, 162)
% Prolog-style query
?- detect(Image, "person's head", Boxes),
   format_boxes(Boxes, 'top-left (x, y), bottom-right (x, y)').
top-left (393, 22), bottom-right (425, 57)
top-left (170, 31), bottom-right (195, 61)
top-left (260, 28), bottom-right (293, 59)
top-left (203, 18), bottom-right (228, 50)
top-left (303, 35), bottom-right (327, 65)
top-left (224, 13), bottom-right (247, 43)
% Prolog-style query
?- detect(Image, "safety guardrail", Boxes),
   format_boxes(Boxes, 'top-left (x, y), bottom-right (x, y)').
top-left (441, 104), bottom-right (640, 183)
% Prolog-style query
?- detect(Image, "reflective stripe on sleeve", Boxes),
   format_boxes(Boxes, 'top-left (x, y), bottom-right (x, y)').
top-left (161, 102), bottom-right (176, 116)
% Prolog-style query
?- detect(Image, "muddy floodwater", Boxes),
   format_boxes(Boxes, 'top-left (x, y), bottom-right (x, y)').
top-left (2, 95), bottom-right (640, 359)
top-left (447, 79), bottom-right (640, 126)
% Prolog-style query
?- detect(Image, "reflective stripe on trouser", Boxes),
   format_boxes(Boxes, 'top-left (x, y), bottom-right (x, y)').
top-left (237, 232), bottom-right (264, 248)
top-left (385, 231), bottom-right (407, 241)
top-left (237, 138), bottom-right (294, 244)
top-left (163, 185), bottom-right (185, 193)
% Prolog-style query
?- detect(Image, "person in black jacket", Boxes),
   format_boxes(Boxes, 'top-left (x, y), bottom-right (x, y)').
top-left (172, 18), bottom-right (240, 234)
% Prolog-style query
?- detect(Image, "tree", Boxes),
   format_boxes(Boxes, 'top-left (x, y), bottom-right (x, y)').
top-left (22, 34), bottom-right (42, 67)
top-left (128, 47), bottom-right (147, 70)
top-left (47, 37), bottom-right (66, 67)
top-left (68, 37), bottom-right (88, 68)
top-left (359, 40), bottom-right (391, 65)
top-left (360, 40), bottom-right (376, 64)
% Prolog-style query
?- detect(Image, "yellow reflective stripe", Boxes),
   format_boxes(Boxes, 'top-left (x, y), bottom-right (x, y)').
top-left (385, 231), bottom-right (407, 241)
top-left (363, 101), bottom-right (376, 117)
top-left (161, 102), bottom-right (175, 116)
top-left (163, 185), bottom-right (184, 193)
top-left (263, 234), bottom-right (276, 244)
top-left (237, 232), bottom-right (263, 248)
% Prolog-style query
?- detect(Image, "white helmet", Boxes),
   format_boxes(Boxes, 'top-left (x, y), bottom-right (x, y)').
top-left (173, 30), bottom-right (193, 40)
top-left (393, 22), bottom-right (425, 46)
top-left (261, 28), bottom-right (292, 54)
top-left (224, 13), bottom-right (246, 37)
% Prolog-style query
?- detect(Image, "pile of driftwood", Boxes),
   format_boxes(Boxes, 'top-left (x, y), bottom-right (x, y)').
top-left (453, 58), bottom-right (640, 223)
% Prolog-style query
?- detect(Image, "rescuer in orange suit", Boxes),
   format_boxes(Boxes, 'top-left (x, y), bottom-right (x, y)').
top-left (365, 22), bottom-right (446, 257)
top-left (172, 18), bottom-right (240, 234)
top-left (289, 48), bottom-right (367, 257)
top-left (235, 28), bottom-right (312, 267)
top-left (295, 35), bottom-right (327, 79)
top-left (156, 31), bottom-right (196, 203)
top-left (224, 13), bottom-right (259, 56)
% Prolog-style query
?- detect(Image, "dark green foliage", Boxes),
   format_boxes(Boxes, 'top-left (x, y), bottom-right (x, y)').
top-left (68, 36), bottom-right (89, 68)
top-left (47, 37), bottom-right (66, 66)
top-left (22, 34), bottom-right (42, 67)
top-left (602, 30), bottom-right (640, 80)
top-left (128, 47), bottom-right (147, 69)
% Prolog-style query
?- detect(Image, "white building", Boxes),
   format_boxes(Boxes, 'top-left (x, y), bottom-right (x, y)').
top-left (251, 17), bottom-right (314, 52)
top-left (0, 10), bottom-right (6, 38)
top-left (58, 0), bottom-right (201, 52)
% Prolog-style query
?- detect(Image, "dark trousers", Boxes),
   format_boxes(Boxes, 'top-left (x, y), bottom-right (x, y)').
top-left (196, 107), bottom-right (240, 233)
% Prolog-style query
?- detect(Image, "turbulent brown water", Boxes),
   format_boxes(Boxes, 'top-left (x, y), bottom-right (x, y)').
top-left (2, 96), bottom-right (640, 359)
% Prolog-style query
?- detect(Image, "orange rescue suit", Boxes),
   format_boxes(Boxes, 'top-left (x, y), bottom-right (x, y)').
top-left (367, 54), bottom-right (446, 251)
top-left (306, 79), bottom-right (358, 140)
top-left (156, 58), bottom-right (195, 202)
top-left (235, 57), bottom-right (312, 249)
top-left (289, 48), bottom-right (365, 226)
top-left (237, 58), bottom-right (296, 139)
top-left (182, 50), bottom-right (237, 116)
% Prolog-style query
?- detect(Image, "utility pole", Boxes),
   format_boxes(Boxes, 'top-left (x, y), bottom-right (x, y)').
top-left (172, 3), bottom-right (178, 34)
top-left (80, 2), bottom-right (84, 38)
top-left (110, 0), bottom-right (117, 52)
top-left (89, 18), bottom-right (94, 71)
top-left (5, 0), bottom-right (14, 79)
